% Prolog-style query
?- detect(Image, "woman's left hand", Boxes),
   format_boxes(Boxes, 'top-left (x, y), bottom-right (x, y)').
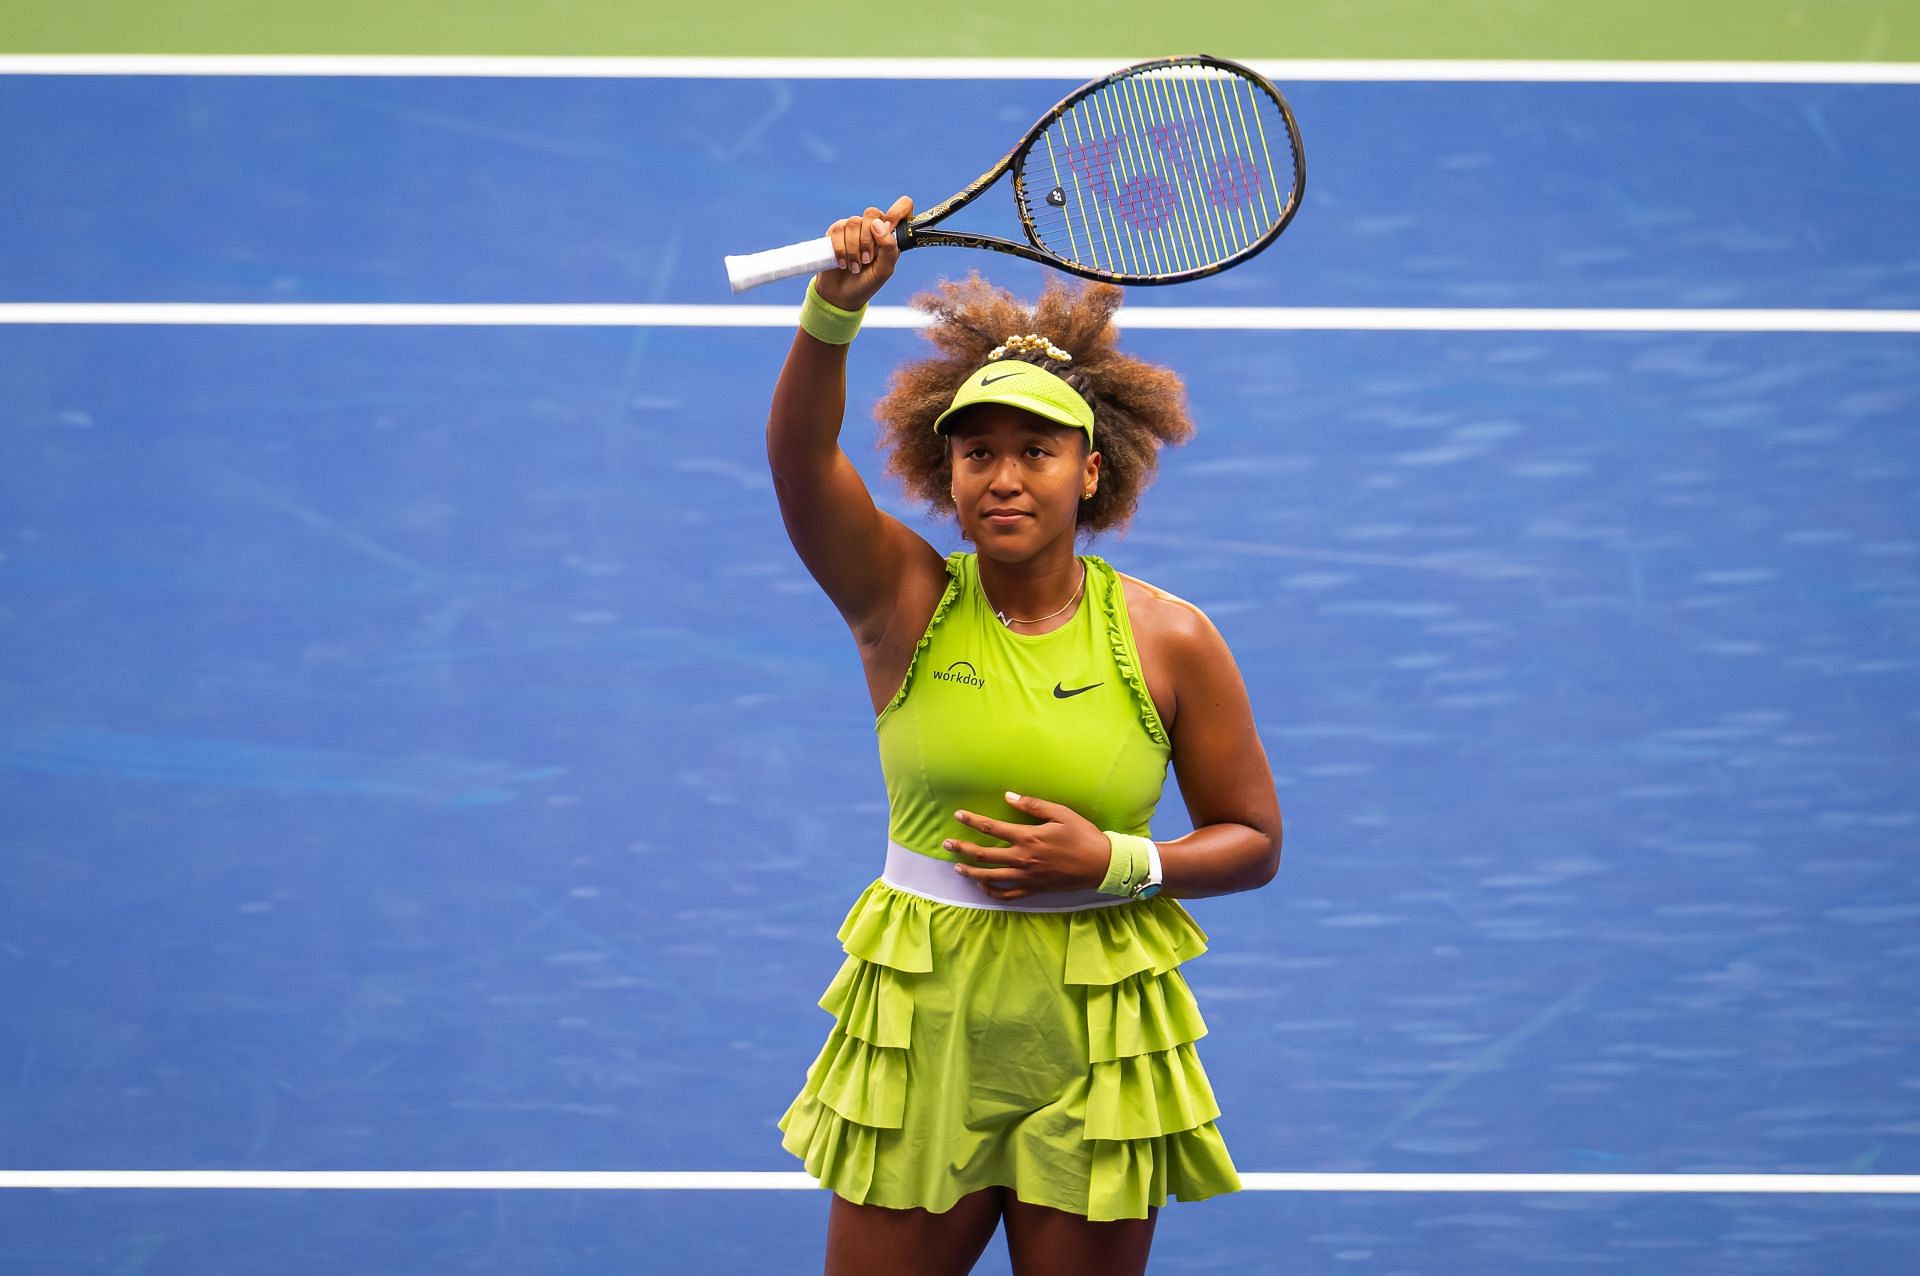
top-left (945, 792), bottom-right (1113, 900)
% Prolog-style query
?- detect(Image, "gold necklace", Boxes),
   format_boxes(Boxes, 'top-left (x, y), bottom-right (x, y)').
top-left (985, 562), bottom-right (1087, 629)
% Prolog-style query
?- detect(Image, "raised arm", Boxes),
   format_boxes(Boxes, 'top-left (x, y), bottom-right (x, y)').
top-left (766, 196), bottom-right (945, 650)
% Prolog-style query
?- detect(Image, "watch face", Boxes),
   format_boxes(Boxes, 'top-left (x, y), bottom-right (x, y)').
top-left (1134, 882), bottom-right (1161, 900)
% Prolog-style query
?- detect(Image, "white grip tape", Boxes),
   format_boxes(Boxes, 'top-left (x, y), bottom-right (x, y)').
top-left (724, 235), bottom-right (839, 293)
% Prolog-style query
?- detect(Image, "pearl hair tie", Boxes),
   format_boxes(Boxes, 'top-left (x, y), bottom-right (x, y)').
top-left (988, 333), bottom-right (1072, 363)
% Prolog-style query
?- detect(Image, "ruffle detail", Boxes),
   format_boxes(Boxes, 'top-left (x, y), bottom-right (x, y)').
top-left (819, 950), bottom-right (915, 1050)
top-left (835, 877), bottom-right (933, 973)
top-left (780, 882), bottom-right (1239, 1220)
top-left (1085, 963), bottom-right (1209, 1063)
top-left (1074, 898), bottom-right (1233, 1217)
top-left (877, 553), bottom-right (965, 721)
top-left (1089, 555), bottom-right (1171, 749)
top-left (779, 883), bottom-right (923, 1194)
top-left (779, 1092), bottom-right (878, 1200)
top-left (1063, 895), bottom-right (1210, 986)
top-left (1087, 1122), bottom-right (1241, 1222)
top-left (804, 1019), bottom-right (906, 1128)
top-left (1086, 1041), bottom-right (1221, 1140)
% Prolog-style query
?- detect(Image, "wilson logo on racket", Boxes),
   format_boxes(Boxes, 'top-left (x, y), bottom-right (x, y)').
top-left (724, 55), bottom-right (1305, 293)
top-left (1067, 119), bottom-right (1268, 232)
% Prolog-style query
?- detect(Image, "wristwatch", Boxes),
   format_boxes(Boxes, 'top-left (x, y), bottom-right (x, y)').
top-left (1131, 840), bottom-right (1164, 900)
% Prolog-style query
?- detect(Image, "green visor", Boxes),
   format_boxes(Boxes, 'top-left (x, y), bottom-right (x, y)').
top-left (932, 360), bottom-right (1095, 445)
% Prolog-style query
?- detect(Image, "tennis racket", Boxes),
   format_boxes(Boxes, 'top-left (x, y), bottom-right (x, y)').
top-left (723, 54), bottom-right (1305, 293)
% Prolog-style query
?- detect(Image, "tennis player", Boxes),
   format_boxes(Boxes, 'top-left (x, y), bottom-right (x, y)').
top-left (768, 197), bottom-right (1283, 1275)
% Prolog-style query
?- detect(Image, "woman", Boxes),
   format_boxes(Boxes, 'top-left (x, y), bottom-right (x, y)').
top-left (767, 195), bottom-right (1283, 1276)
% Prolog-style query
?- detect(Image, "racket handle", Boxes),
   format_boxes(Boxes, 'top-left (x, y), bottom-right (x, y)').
top-left (724, 235), bottom-right (839, 293)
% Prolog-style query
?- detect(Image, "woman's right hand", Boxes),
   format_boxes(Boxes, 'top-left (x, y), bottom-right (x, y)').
top-left (813, 194), bottom-right (914, 311)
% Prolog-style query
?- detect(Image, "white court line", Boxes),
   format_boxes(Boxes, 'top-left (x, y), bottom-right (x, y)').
top-left (1, 55), bottom-right (1918, 84)
top-left (1, 303), bottom-right (1917, 333)
top-left (3, 1170), bottom-right (1919, 1193)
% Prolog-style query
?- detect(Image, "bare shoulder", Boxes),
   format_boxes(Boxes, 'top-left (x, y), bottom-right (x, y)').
top-left (1116, 570), bottom-right (1225, 657)
top-left (1113, 571), bottom-right (1240, 735)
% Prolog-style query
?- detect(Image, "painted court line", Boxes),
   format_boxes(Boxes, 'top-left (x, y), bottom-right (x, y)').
top-left (3, 1170), bottom-right (1918, 1194)
top-left (3, 304), bottom-right (1918, 333)
top-left (1, 55), bottom-right (1918, 84)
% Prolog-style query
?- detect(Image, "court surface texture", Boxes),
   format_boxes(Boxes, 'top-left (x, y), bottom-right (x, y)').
top-left (1, 8), bottom-right (1917, 1273)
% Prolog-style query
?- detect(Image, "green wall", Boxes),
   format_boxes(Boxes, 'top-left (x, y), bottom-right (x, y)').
top-left (3, 1), bottom-right (1916, 60)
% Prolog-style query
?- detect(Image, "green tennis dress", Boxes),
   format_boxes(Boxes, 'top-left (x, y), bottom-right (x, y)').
top-left (777, 552), bottom-right (1241, 1221)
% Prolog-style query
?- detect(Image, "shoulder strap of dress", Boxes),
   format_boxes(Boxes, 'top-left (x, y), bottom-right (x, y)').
top-left (1087, 556), bottom-right (1171, 749)
top-left (877, 552), bottom-right (970, 721)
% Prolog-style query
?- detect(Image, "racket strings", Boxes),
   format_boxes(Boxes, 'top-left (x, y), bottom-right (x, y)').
top-left (1020, 64), bottom-right (1301, 281)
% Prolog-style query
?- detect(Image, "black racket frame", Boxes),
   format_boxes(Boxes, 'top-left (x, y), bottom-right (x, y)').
top-left (894, 54), bottom-right (1307, 285)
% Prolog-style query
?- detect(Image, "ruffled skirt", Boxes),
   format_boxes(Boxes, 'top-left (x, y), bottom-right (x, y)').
top-left (777, 877), bottom-right (1241, 1222)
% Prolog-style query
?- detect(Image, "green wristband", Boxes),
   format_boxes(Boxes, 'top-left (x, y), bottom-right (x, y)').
top-left (1098, 831), bottom-right (1152, 897)
top-left (799, 278), bottom-right (866, 346)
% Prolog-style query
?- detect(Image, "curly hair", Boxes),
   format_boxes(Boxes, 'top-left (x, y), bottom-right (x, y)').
top-left (874, 273), bottom-right (1194, 534)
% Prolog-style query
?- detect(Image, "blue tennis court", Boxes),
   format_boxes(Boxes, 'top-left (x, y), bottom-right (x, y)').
top-left (1, 67), bottom-right (1917, 1273)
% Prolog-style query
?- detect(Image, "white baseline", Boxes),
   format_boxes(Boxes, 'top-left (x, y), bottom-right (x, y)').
top-left (3, 1170), bottom-right (1919, 1194)
top-left (1, 56), bottom-right (1918, 84)
top-left (0, 304), bottom-right (1916, 334)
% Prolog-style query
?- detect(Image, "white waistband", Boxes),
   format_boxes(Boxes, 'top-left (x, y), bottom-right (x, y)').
top-left (881, 841), bottom-right (1132, 913)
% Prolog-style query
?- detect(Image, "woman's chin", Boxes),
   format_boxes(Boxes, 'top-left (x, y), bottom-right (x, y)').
top-left (965, 521), bottom-right (1076, 560)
